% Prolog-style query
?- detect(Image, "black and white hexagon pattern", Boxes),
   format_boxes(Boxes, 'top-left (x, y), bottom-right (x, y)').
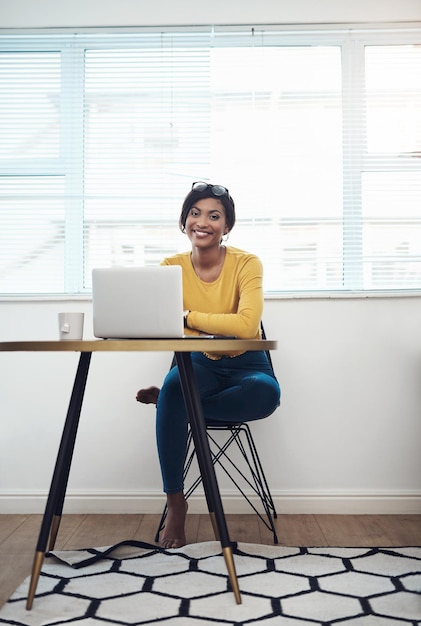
top-left (0, 541), bottom-right (420, 625)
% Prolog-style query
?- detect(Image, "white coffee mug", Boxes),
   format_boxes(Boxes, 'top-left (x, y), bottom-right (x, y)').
top-left (58, 312), bottom-right (84, 340)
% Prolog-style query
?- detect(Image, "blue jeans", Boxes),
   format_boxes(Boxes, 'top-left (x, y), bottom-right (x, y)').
top-left (155, 351), bottom-right (281, 494)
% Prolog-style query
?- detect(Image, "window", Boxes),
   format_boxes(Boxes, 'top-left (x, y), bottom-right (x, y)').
top-left (0, 27), bottom-right (420, 296)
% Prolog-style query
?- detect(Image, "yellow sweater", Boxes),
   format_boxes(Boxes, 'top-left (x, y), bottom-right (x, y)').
top-left (162, 246), bottom-right (263, 355)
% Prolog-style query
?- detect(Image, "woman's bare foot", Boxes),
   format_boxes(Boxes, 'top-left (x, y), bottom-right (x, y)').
top-left (160, 492), bottom-right (188, 549)
top-left (136, 386), bottom-right (160, 404)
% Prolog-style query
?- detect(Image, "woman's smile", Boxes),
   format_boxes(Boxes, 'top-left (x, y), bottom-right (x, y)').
top-left (192, 227), bottom-right (212, 238)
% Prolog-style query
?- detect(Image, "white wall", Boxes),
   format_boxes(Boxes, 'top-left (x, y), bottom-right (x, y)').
top-left (0, 0), bottom-right (421, 28)
top-left (1, 0), bottom-right (421, 28)
top-left (1, 0), bottom-right (421, 515)
top-left (1, 295), bottom-right (421, 514)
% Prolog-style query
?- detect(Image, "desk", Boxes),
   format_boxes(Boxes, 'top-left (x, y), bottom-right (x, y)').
top-left (0, 338), bottom-right (276, 609)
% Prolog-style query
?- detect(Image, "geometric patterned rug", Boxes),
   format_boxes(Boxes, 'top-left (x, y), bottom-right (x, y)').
top-left (0, 541), bottom-right (420, 625)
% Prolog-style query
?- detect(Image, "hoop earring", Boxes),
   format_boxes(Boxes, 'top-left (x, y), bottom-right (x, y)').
top-left (222, 232), bottom-right (229, 242)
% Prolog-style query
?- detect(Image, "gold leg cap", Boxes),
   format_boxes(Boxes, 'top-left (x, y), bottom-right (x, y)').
top-left (222, 546), bottom-right (241, 604)
top-left (26, 551), bottom-right (44, 610)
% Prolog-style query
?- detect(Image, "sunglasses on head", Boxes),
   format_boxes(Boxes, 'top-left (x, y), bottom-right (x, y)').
top-left (191, 181), bottom-right (229, 197)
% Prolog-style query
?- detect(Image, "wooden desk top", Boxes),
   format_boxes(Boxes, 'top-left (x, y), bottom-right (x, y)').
top-left (0, 338), bottom-right (277, 353)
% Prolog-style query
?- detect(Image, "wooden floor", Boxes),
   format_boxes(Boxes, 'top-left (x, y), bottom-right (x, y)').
top-left (1, 513), bottom-right (420, 608)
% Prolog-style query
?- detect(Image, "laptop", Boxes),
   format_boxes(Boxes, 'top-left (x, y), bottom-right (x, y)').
top-left (92, 266), bottom-right (184, 339)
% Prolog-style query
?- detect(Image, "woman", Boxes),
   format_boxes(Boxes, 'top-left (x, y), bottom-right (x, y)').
top-left (136, 181), bottom-right (281, 549)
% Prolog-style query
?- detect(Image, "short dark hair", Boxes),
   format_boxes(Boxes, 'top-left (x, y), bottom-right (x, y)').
top-left (179, 184), bottom-right (236, 233)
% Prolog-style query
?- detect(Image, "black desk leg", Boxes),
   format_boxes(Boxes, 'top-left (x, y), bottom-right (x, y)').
top-left (26, 351), bottom-right (92, 610)
top-left (174, 352), bottom-right (241, 604)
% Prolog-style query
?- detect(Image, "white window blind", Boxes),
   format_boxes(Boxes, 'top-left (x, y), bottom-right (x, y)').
top-left (0, 27), bottom-right (420, 296)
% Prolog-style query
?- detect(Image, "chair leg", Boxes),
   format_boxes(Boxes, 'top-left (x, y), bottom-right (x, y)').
top-left (155, 423), bottom-right (278, 544)
top-left (206, 425), bottom-right (278, 543)
top-left (233, 424), bottom-right (278, 542)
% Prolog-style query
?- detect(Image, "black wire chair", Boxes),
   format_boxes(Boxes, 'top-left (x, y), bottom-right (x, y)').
top-left (155, 323), bottom-right (280, 544)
